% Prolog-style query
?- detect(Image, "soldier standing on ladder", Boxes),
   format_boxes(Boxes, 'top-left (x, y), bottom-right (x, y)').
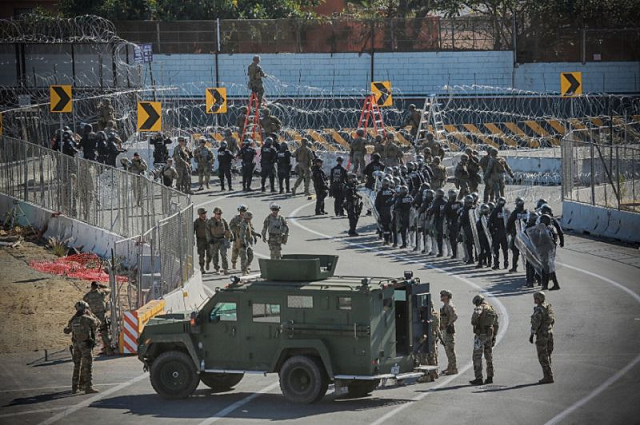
top-left (248, 55), bottom-right (266, 105)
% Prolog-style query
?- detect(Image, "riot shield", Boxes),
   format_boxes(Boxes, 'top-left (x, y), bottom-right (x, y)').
top-left (527, 223), bottom-right (557, 274)
top-left (514, 220), bottom-right (544, 273)
top-left (469, 207), bottom-right (481, 253)
top-left (481, 214), bottom-right (493, 248)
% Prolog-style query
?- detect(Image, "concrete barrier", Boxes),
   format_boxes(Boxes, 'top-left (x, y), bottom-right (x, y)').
top-left (162, 270), bottom-right (209, 313)
top-left (119, 299), bottom-right (166, 354)
top-left (561, 200), bottom-right (640, 243)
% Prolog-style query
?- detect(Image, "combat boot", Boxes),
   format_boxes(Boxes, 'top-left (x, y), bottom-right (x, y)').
top-left (417, 374), bottom-right (433, 383)
top-left (484, 377), bottom-right (493, 384)
top-left (85, 387), bottom-right (99, 394)
top-left (539, 375), bottom-right (554, 384)
top-left (232, 262), bottom-right (236, 269)
top-left (509, 266), bottom-right (518, 273)
top-left (200, 266), bottom-right (205, 274)
top-left (223, 269), bottom-right (229, 275)
top-left (469, 378), bottom-right (484, 386)
top-left (72, 385), bottom-right (78, 394)
top-left (492, 257), bottom-right (499, 270)
top-left (205, 261), bottom-right (210, 271)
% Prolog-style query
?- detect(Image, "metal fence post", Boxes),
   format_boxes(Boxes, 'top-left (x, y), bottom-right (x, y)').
top-left (590, 139), bottom-right (595, 205)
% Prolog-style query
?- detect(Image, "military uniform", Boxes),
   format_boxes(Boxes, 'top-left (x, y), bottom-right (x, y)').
top-left (206, 216), bottom-right (231, 273)
top-left (431, 161), bottom-right (446, 190)
top-left (217, 147), bottom-right (234, 190)
top-left (239, 217), bottom-right (259, 274)
top-left (261, 213), bottom-right (289, 260)
top-left (128, 157), bottom-right (148, 206)
top-left (194, 215), bottom-right (210, 272)
top-left (194, 144), bottom-right (214, 189)
top-left (470, 298), bottom-right (499, 384)
top-left (383, 141), bottom-right (403, 167)
top-left (440, 299), bottom-right (458, 374)
top-left (238, 144), bottom-right (257, 191)
top-left (248, 61), bottom-right (265, 103)
top-left (292, 142), bottom-right (314, 196)
top-left (484, 153), bottom-right (514, 200)
top-left (161, 162), bottom-right (178, 188)
top-left (405, 109), bottom-right (422, 138)
top-left (479, 152), bottom-right (492, 203)
top-left (467, 153), bottom-right (482, 193)
top-left (344, 179), bottom-right (362, 236)
top-left (83, 287), bottom-right (112, 354)
top-left (454, 160), bottom-right (470, 200)
top-left (350, 135), bottom-right (367, 178)
top-left (261, 114), bottom-right (281, 140)
top-left (420, 306), bottom-right (441, 381)
top-left (229, 214), bottom-right (244, 269)
top-left (173, 144), bottom-right (192, 193)
top-left (260, 143), bottom-right (277, 192)
top-left (64, 309), bottom-right (100, 393)
top-left (277, 145), bottom-right (292, 193)
top-left (329, 161), bottom-right (347, 216)
top-left (531, 296), bottom-right (555, 383)
top-left (98, 100), bottom-right (115, 131)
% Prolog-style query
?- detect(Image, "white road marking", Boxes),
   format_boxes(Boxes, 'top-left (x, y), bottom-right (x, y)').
top-left (287, 202), bottom-right (510, 425)
top-left (0, 406), bottom-right (68, 419)
top-left (0, 382), bottom-right (125, 393)
top-left (197, 381), bottom-right (281, 425)
top-left (37, 373), bottom-right (147, 425)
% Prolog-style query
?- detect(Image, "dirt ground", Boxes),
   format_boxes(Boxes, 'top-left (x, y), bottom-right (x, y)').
top-left (0, 241), bottom-right (93, 354)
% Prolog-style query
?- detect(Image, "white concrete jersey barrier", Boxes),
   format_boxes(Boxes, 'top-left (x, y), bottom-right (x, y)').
top-left (162, 270), bottom-right (209, 313)
top-left (561, 200), bottom-right (640, 243)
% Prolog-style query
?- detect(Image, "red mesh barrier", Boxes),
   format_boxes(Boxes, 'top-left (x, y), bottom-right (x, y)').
top-left (30, 253), bottom-right (128, 283)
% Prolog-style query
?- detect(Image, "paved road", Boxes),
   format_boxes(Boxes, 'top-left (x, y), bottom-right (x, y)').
top-left (1, 182), bottom-right (639, 425)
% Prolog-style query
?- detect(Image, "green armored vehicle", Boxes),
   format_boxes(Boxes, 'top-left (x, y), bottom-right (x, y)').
top-left (138, 254), bottom-right (434, 403)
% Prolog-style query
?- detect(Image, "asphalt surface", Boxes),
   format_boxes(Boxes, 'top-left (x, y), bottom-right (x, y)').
top-left (1, 180), bottom-right (639, 425)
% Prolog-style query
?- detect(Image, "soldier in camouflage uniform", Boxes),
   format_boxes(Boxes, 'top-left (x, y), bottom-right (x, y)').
top-left (239, 211), bottom-right (260, 275)
top-left (161, 158), bottom-right (178, 188)
top-left (454, 154), bottom-right (470, 200)
top-left (236, 107), bottom-right (248, 136)
top-left (83, 281), bottom-right (113, 355)
top-left (484, 148), bottom-right (514, 201)
top-left (194, 138), bottom-right (214, 190)
top-left (479, 148), bottom-right (492, 203)
top-left (206, 207), bottom-right (232, 274)
top-left (224, 128), bottom-right (239, 155)
top-left (418, 301), bottom-right (442, 383)
top-left (350, 128), bottom-right (367, 178)
top-left (127, 152), bottom-right (148, 206)
top-left (470, 294), bottom-right (499, 385)
top-left (292, 138), bottom-right (314, 196)
top-left (530, 291), bottom-right (555, 384)
top-left (431, 156), bottom-right (446, 189)
top-left (383, 133), bottom-right (403, 167)
top-left (173, 137), bottom-right (193, 194)
top-left (439, 290), bottom-right (458, 375)
top-left (64, 301), bottom-right (100, 394)
top-left (229, 205), bottom-right (247, 269)
top-left (404, 104), bottom-right (422, 139)
top-left (261, 203), bottom-right (289, 260)
top-left (261, 109), bottom-right (282, 142)
top-left (97, 98), bottom-right (115, 131)
top-left (248, 55), bottom-right (266, 104)
top-left (194, 208), bottom-right (210, 274)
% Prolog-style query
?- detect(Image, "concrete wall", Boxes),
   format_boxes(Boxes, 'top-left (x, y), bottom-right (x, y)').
top-left (562, 200), bottom-right (640, 243)
top-left (143, 51), bottom-right (639, 96)
top-left (513, 62), bottom-right (640, 94)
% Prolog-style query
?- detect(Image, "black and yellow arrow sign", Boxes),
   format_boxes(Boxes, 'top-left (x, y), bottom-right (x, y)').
top-left (137, 101), bottom-right (161, 132)
top-left (371, 81), bottom-right (392, 107)
top-left (206, 87), bottom-right (227, 114)
top-left (50, 85), bottom-right (72, 113)
top-left (561, 72), bottom-right (582, 97)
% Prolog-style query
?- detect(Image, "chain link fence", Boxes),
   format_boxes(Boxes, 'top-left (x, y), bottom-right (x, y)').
top-left (562, 124), bottom-right (640, 211)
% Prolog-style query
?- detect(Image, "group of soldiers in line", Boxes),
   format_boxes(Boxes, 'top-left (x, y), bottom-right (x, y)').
top-left (193, 203), bottom-right (289, 276)
top-left (420, 288), bottom-right (555, 386)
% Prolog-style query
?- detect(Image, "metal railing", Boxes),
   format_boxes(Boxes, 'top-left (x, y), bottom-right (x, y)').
top-left (0, 135), bottom-right (190, 237)
top-left (561, 123), bottom-right (640, 211)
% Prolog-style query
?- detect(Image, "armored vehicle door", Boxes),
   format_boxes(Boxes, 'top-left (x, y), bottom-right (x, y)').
top-left (394, 281), bottom-right (430, 356)
top-left (202, 297), bottom-right (245, 370)
top-left (247, 296), bottom-right (283, 370)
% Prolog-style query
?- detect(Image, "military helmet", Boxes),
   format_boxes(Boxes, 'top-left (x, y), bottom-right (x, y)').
top-left (393, 176), bottom-right (401, 185)
top-left (464, 194), bottom-right (474, 205)
top-left (75, 301), bottom-right (89, 311)
top-left (264, 137), bottom-right (273, 147)
top-left (539, 214), bottom-right (552, 226)
top-left (197, 208), bottom-right (207, 215)
top-left (224, 129), bottom-right (232, 136)
top-left (270, 203), bottom-right (281, 211)
top-left (213, 207), bottom-right (223, 214)
top-left (497, 196), bottom-right (506, 205)
top-left (356, 128), bottom-right (365, 137)
top-left (479, 203), bottom-right (491, 215)
top-left (536, 198), bottom-right (548, 210)
top-left (435, 188), bottom-right (445, 198)
top-left (315, 157), bottom-right (323, 163)
top-left (448, 189), bottom-right (458, 199)
top-left (199, 138), bottom-right (206, 144)
top-left (424, 147), bottom-right (432, 155)
top-left (472, 294), bottom-right (485, 306)
top-left (527, 211), bottom-right (540, 225)
top-left (220, 141), bottom-right (228, 148)
top-left (533, 291), bottom-right (546, 302)
top-left (386, 132), bottom-right (395, 140)
top-left (381, 178), bottom-right (390, 187)
top-left (336, 155), bottom-right (344, 163)
top-left (420, 182), bottom-right (431, 191)
top-left (424, 189), bottom-right (435, 198)
top-left (433, 156), bottom-right (441, 164)
top-left (244, 211), bottom-right (253, 219)
top-left (471, 192), bottom-right (479, 202)
top-left (464, 147), bottom-right (472, 155)
top-left (440, 289), bottom-right (452, 299)
top-left (96, 131), bottom-right (107, 141)
top-left (237, 204), bottom-right (248, 212)
top-left (540, 204), bottom-right (552, 215)
top-left (406, 162), bottom-right (414, 171)
top-left (400, 165), bottom-right (408, 173)
top-left (243, 138), bottom-right (252, 145)
top-left (409, 104), bottom-right (416, 110)
top-left (487, 202), bottom-right (496, 211)
top-left (399, 185), bottom-right (409, 193)
top-left (178, 136), bottom-right (186, 142)
top-left (515, 197), bottom-right (525, 206)
top-left (371, 152), bottom-right (381, 161)
top-left (416, 154), bottom-right (424, 162)
top-left (348, 172), bottom-right (357, 180)
top-left (460, 153), bottom-right (469, 161)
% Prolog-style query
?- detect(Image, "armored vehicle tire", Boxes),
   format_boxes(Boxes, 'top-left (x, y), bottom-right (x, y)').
top-left (150, 351), bottom-right (200, 399)
top-left (200, 373), bottom-right (244, 392)
top-left (347, 379), bottom-right (380, 398)
top-left (279, 355), bottom-right (328, 404)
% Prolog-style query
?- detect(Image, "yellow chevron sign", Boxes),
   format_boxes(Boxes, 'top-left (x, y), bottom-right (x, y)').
top-left (371, 81), bottom-right (392, 107)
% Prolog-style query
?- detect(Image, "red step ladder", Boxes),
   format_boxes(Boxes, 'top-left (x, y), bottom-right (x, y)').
top-left (357, 94), bottom-right (387, 137)
top-left (240, 92), bottom-right (263, 144)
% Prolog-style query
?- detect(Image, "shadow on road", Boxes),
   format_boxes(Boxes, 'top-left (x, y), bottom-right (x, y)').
top-left (6, 390), bottom-right (74, 407)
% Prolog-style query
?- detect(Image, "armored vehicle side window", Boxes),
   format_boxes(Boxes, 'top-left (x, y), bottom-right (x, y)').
top-left (337, 297), bottom-right (352, 310)
top-left (211, 302), bottom-right (237, 322)
top-left (253, 303), bottom-right (281, 323)
top-left (287, 295), bottom-right (313, 309)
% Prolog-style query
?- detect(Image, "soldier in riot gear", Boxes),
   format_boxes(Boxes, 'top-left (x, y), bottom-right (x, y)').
top-left (276, 142), bottom-right (292, 194)
top-left (344, 173), bottom-right (362, 236)
top-left (459, 195), bottom-right (476, 265)
top-left (488, 196), bottom-right (509, 269)
top-left (329, 156), bottom-right (348, 216)
top-left (375, 178), bottom-right (395, 245)
top-left (80, 124), bottom-right (97, 161)
top-left (444, 189), bottom-right (462, 259)
top-left (238, 139), bottom-right (257, 191)
top-left (312, 158), bottom-right (329, 215)
top-left (260, 137), bottom-right (277, 192)
top-left (428, 188), bottom-right (447, 257)
top-left (506, 197), bottom-right (529, 272)
top-left (363, 152), bottom-right (385, 190)
top-left (419, 189), bottom-right (435, 254)
top-left (476, 204), bottom-right (493, 268)
top-left (394, 185), bottom-right (413, 249)
top-left (150, 132), bottom-right (172, 165)
top-left (218, 141), bottom-right (234, 191)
